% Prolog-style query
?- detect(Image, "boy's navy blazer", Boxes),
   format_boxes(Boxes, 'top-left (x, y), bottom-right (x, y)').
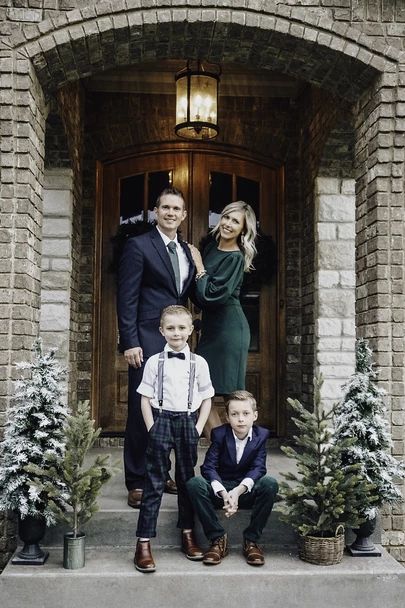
top-left (201, 423), bottom-right (269, 485)
top-left (117, 227), bottom-right (195, 357)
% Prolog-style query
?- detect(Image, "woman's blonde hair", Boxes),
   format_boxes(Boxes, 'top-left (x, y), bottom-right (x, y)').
top-left (211, 201), bottom-right (257, 271)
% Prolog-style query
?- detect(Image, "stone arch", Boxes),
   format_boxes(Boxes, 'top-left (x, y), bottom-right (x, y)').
top-left (11, 5), bottom-right (399, 102)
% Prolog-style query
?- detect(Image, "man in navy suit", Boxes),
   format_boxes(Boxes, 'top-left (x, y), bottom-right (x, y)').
top-left (117, 188), bottom-right (195, 508)
top-left (187, 390), bottom-right (278, 566)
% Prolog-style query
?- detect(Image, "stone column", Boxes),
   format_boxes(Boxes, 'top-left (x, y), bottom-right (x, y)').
top-left (314, 177), bottom-right (356, 409)
top-left (40, 168), bottom-right (74, 400)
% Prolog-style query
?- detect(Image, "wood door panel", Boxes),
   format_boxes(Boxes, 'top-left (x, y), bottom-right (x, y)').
top-left (95, 148), bottom-right (284, 435)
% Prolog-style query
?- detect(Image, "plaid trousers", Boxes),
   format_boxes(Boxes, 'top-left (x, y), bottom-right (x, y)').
top-left (136, 409), bottom-right (199, 538)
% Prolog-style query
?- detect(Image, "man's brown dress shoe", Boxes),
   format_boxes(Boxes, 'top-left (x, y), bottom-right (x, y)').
top-left (128, 489), bottom-right (143, 508)
top-left (181, 530), bottom-right (204, 561)
top-left (243, 540), bottom-right (265, 566)
top-left (203, 534), bottom-right (228, 565)
top-left (134, 540), bottom-right (156, 573)
top-left (164, 479), bottom-right (177, 494)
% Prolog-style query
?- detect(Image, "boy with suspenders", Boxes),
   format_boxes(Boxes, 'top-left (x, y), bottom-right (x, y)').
top-left (134, 305), bottom-right (214, 572)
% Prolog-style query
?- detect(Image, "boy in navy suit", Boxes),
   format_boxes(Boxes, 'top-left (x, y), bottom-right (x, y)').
top-left (187, 390), bottom-right (278, 566)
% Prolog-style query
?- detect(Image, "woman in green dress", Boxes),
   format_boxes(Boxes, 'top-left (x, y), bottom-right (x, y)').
top-left (188, 201), bottom-right (257, 435)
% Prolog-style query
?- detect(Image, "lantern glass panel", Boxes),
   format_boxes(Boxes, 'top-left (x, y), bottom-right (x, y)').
top-left (176, 76), bottom-right (188, 125)
top-left (189, 74), bottom-right (217, 124)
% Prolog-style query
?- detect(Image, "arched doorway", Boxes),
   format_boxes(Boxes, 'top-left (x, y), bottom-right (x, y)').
top-left (93, 145), bottom-right (285, 435)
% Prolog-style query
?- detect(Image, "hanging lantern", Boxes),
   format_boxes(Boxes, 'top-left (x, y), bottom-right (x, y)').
top-left (175, 60), bottom-right (220, 140)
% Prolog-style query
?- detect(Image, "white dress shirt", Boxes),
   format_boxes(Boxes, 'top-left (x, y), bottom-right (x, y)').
top-left (137, 344), bottom-right (214, 412)
top-left (157, 227), bottom-right (190, 292)
top-left (211, 427), bottom-right (255, 495)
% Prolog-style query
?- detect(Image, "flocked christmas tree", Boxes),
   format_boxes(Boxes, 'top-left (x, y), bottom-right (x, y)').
top-left (334, 338), bottom-right (405, 519)
top-left (280, 375), bottom-right (376, 537)
top-left (0, 339), bottom-right (67, 524)
top-left (27, 400), bottom-right (116, 538)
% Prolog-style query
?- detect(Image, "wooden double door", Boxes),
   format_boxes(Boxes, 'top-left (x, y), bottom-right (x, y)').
top-left (95, 147), bottom-right (284, 435)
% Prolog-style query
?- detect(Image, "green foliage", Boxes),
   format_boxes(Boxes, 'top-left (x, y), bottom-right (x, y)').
top-left (27, 400), bottom-right (117, 537)
top-left (279, 375), bottom-right (377, 537)
top-left (334, 339), bottom-right (405, 516)
top-left (0, 339), bottom-right (67, 524)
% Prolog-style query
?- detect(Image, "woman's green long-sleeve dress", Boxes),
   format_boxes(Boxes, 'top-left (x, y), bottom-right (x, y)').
top-left (195, 241), bottom-right (250, 395)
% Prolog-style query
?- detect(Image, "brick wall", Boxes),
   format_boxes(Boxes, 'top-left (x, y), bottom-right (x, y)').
top-left (2, 1), bottom-right (405, 42)
top-left (355, 72), bottom-right (405, 562)
top-left (56, 81), bottom-right (85, 406)
top-left (0, 55), bottom-right (47, 567)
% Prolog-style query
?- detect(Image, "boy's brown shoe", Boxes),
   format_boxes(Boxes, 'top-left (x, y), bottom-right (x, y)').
top-left (203, 534), bottom-right (228, 565)
top-left (243, 540), bottom-right (265, 566)
top-left (134, 540), bottom-right (156, 573)
top-left (181, 530), bottom-right (204, 561)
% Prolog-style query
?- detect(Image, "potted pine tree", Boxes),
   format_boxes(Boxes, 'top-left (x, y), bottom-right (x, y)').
top-left (27, 400), bottom-right (116, 569)
top-left (334, 338), bottom-right (405, 556)
top-left (280, 375), bottom-right (376, 565)
top-left (0, 339), bottom-right (67, 565)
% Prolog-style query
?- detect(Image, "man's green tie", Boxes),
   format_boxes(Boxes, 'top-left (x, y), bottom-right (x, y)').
top-left (167, 240), bottom-right (181, 294)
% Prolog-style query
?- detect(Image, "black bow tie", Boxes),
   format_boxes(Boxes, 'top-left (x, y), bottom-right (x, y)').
top-left (168, 351), bottom-right (185, 360)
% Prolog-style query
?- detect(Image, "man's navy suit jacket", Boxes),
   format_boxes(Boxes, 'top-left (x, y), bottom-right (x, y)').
top-left (117, 226), bottom-right (195, 357)
top-left (201, 423), bottom-right (269, 485)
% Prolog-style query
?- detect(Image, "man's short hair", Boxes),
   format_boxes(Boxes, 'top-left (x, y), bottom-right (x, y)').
top-left (224, 390), bottom-right (257, 414)
top-left (160, 305), bottom-right (193, 326)
top-left (155, 187), bottom-right (185, 208)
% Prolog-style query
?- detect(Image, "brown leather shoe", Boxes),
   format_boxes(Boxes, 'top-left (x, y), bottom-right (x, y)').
top-left (134, 540), bottom-right (156, 573)
top-left (203, 534), bottom-right (228, 565)
top-left (181, 530), bottom-right (204, 561)
top-left (128, 489), bottom-right (143, 509)
top-left (164, 479), bottom-right (178, 494)
top-left (243, 540), bottom-right (265, 566)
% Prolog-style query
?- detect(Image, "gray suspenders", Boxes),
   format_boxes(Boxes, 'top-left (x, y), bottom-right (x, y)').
top-left (157, 352), bottom-right (196, 415)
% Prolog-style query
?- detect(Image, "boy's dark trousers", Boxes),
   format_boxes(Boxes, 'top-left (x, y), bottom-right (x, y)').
top-left (136, 410), bottom-right (200, 538)
top-left (186, 475), bottom-right (279, 542)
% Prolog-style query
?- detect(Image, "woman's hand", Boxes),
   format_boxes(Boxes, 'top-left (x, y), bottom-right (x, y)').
top-left (187, 244), bottom-right (205, 273)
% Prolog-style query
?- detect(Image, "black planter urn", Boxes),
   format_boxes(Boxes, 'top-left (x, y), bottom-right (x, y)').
top-left (12, 514), bottom-right (49, 565)
top-left (347, 516), bottom-right (382, 557)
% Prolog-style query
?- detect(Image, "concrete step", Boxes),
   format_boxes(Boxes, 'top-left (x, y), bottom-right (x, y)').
top-left (42, 446), bottom-right (381, 548)
top-left (2, 546), bottom-right (405, 608)
top-left (43, 500), bottom-right (295, 549)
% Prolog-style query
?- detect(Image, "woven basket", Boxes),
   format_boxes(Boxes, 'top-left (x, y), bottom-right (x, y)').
top-left (298, 525), bottom-right (345, 566)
